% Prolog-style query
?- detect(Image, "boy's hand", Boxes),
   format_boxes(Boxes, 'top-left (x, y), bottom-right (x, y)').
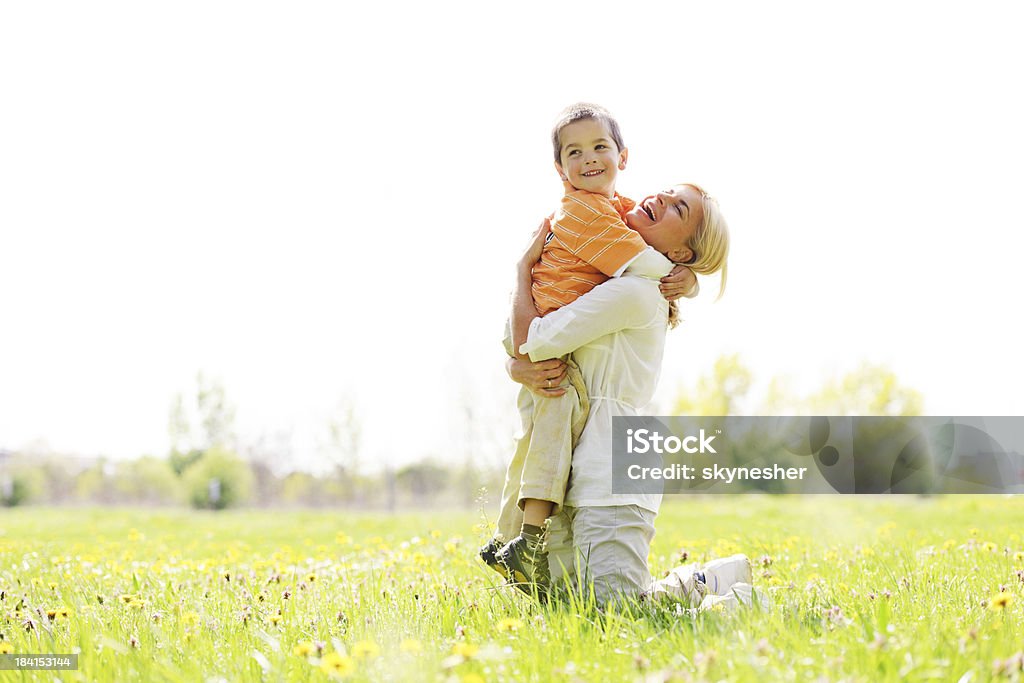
top-left (506, 356), bottom-right (568, 398)
top-left (660, 264), bottom-right (699, 301)
top-left (519, 217), bottom-right (551, 270)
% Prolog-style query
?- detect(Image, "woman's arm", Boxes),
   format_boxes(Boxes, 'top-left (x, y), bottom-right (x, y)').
top-left (517, 275), bottom-right (665, 361)
top-left (506, 356), bottom-right (568, 397)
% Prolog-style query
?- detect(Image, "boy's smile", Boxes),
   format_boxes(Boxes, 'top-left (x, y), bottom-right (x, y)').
top-left (555, 118), bottom-right (628, 197)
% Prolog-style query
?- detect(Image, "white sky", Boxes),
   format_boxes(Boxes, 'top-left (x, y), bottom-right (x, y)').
top-left (2, 1), bottom-right (1023, 472)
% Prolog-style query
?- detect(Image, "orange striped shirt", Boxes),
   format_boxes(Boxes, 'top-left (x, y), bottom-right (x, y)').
top-left (531, 191), bottom-right (648, 316)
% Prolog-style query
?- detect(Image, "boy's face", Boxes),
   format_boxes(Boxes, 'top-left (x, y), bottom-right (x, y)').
top-left (555, 118), bottom-right (627, 197)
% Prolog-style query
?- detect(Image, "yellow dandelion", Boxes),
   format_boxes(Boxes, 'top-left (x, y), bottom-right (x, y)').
top-left (452, 642), bottom-right (478, 659)
top-left (335, 532), bottom-right (352, 545)
top-left (129, 600), bottom-right (147, 610)
top-left (943, 539), bottom-right (957, 550)
top-left (182, 611), bottom-right (199, 626)
top-left (861, 547), bottom-right (876, 557)
top-left (320, 652), bottom-right (356, 677)
top-left (351, 640), bottom-right (380, 660)
top-left (118, 594), bottom-right (135, 605)
top-left (268, 614), bottom-right (283, 625)
top-left (430, 530), bottom-right (443, 539)
top-left (443, 543), bottom-right (458, 554)
top-left (969, 528), bottom-right (980, 537)
top-left (462, 674), bottom-right (486, 683)
top-left (48, 582), bottom-right (58, 591)
top-left (399, 639), bottom-right (422, 653)
top-left (292, 641), bottom-right (315, 657)
top-left (0, 642), bottom-right (13, 654)
top-left (306, 573), bottom-right (317, 583)
top-left (989, 593), bottom-right (1013, 611)
top-left (496, 618), bottom-right (523, 632)
top-left (982, 541), bottom-right (998, 553)
top-left (1013, 551), bottom-right (1024, 564)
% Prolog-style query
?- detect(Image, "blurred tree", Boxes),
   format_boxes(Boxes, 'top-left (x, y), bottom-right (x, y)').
top-left (671, 353), bottom-right (753, 416)
top-left (323, 397), bottom-right (362, 503)
top-left (239, 429), bottom-right (291, 506)
top-left (2, 468), bottom-right (43, 506)
top-left (183, 447), bottom-right (254, 510)
top-left (805, 363), bottom-right (923, 416)
top-left (671, 356), bottom-right (922, 417)
top-left (281, 471), bottom-right (324, 506)
top-left (169, 450), bottom-right (204, 476)
top-left (113, 456), bottom-right (183, 505)
top-left (326, 397), bottom-right (361, 475)
top-left (1, 473), bottom-right (31, 506)
top-left (168, 372), bottom-right (237, 458)
top-left (395, 461), bottom-right (449, 504)
top-left (74, 462), bottom-right (111, 503)
top-left (666, 355), bottom-right (924, 493)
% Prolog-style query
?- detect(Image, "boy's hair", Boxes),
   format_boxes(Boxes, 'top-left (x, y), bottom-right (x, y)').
top-left (687, 184), bottom-right (730, 301)
top-left (551, 103), bottom-right (625, 163)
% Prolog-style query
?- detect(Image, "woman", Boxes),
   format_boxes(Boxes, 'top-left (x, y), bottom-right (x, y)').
top-left (507, 184), bottom-right (729, 604)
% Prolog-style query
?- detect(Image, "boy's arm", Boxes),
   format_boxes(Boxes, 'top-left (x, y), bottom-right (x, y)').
top-left (661, 264), bottom-right (700, 300)
top-left (510, 219), bottom-right (550, 359)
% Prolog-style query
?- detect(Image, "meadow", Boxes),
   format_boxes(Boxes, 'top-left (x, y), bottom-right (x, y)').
top-left (1, 496), bottom-right (1022, 682)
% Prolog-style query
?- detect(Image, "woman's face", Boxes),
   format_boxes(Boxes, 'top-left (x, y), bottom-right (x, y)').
top-left (624, 184), bottom-right (704, 263)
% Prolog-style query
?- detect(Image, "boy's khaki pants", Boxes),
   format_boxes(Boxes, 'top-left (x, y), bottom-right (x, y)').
top-left (495, 354), bottom-right (589, 542)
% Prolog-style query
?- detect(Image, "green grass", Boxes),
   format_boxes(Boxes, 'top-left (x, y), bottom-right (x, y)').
top-left (1, 497), bottom-right (1023, 682)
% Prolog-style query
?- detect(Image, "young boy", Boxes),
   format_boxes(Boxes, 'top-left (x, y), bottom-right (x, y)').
top-left (482, 103), bottom-right (696, 596)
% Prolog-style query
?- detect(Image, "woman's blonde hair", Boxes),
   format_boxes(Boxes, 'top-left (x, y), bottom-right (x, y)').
top-left (687, 185), bottom-right (729, 301)
top-left (667, 185), bottom-right (730, 328)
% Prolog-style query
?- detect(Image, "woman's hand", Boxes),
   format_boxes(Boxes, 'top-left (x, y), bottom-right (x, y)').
top-left (505, 356), bottom-right (568, 397)
top-left (660, 264), bottom-right (699, 301)
top-left (518, 217), bottom-right (551, 270)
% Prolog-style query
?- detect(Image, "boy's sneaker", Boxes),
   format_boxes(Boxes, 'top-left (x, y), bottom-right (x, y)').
top-left (496, 534), bottom-right (550, 599)
top-left (478, 538), bottom-right (509, 579)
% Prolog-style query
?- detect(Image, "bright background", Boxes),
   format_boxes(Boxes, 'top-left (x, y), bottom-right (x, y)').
top-left (2, 1), bottom-right (1022, 471)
